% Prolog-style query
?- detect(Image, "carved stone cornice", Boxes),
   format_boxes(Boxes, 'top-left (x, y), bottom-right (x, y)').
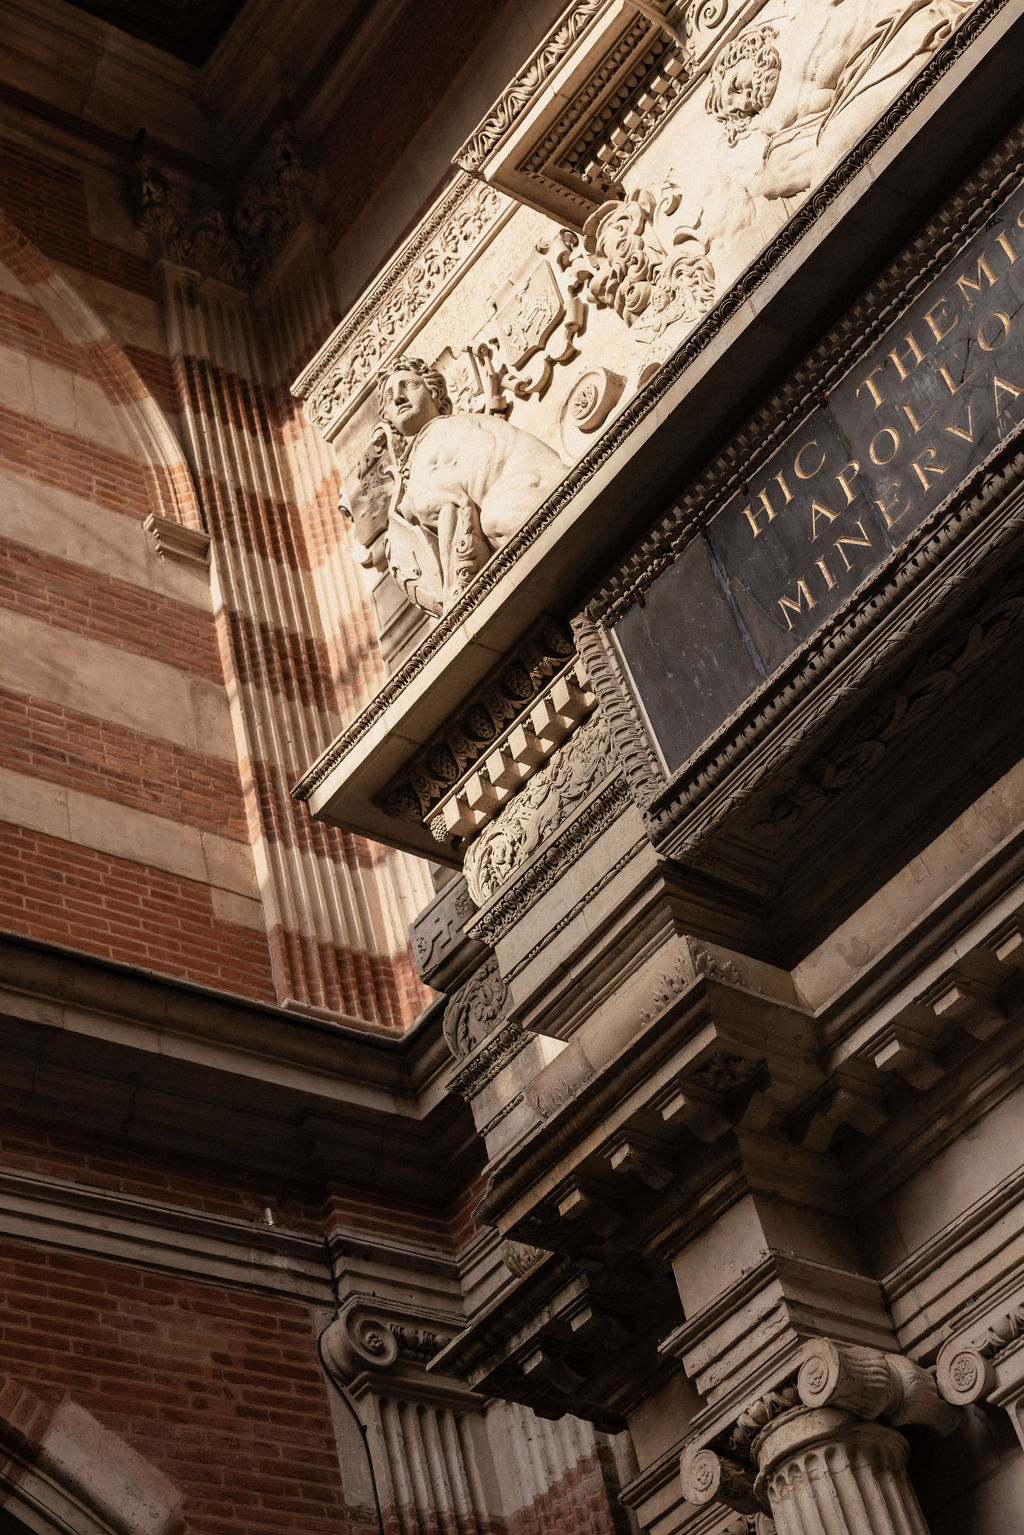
top-left (430, 662), bottom-right (596, 846)
top-left (462, 712), bottom-right (612, 903)
top-left (454, 0), bottom-right (748, 227)
top-left (293, 175), bottom-right (513, 438)
top-left (446, 1014), bottom-right (528, 1102)
top-left (312, 618), bottom-right (574, 818)
top-left (454, 0), bottom-right (615, 176)
top-left (291, 1), bottom-right (1010, 841)
top-left (466, 773), bottom-right (634, 950)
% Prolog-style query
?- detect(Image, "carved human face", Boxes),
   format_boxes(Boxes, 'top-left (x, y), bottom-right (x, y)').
top-left (720, 56), bottom-right (759, 117)
top-left (380, 369), bottom-right (441, 437)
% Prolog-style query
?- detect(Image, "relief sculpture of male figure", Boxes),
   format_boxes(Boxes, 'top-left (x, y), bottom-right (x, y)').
top-left (375, 356), bottom-right (565, 616)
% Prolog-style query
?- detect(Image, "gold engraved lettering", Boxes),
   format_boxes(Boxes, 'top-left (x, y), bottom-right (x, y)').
top-left (924, 295), bottom-right (959, 342)
top-left (794, 440), bottom-right (825, 479)
top-left (938, 361), bottom-right (975, 397)
top-left (995, 230), bottom-right (1017, 264)
top-left (815, 556), bottom-right (836, 590)
top-left (778, 579), bottom-right (816, 630)
top-left (910, 446), bottom-right (949, 490)
top-left (901, 399), bottom-right (940, 433)
top-left (833, 519), bottom-right (873, 572)
top-left (888, 330), bottom-right (926, 381)
top-left (834, 461), bottom-right (860, 506)
top-left (773, 470), bottom-right (793, 505)
top-left (875, 481), bottom-right (910, 528)
top-left (993, 375), bottom-right (1023, 412)
top-left (944, 404), bottom-right (975, 443)
top-left (977, 310), bottom-right (1011, 350)
top-left (810, 500), bottom-right (838, 540)
top-left (955, 252), bottom-right (997, 307)
top-left (742, 487), bottom-right (776, 537)
top-left (856, 364), bottom-right (887, 409)
top-left (869, 426), bottom-right (901, 465)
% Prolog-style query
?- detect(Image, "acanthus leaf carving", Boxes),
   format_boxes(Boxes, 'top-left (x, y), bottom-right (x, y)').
top-left (443, 955), bottom-right (510, 1060)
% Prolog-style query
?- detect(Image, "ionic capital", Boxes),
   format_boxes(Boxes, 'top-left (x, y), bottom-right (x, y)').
top-left (796, 1338), bottom-right (961, 1435)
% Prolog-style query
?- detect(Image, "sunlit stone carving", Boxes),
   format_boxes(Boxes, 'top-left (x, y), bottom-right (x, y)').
top-left (348, 356), bottom-right (565, 616)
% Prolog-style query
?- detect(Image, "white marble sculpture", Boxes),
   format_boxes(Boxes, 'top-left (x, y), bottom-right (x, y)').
top-left (353, 357), bottom-right (566, 617)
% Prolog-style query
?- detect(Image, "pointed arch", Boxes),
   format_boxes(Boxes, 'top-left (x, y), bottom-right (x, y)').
top-left (0, 205), bottom-right (202, 531)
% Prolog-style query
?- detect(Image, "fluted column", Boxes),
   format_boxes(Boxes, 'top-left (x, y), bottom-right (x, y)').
top-left (754, 1407), bottom-right (930, 1535)
top-left (680, 1340), bottom-right (960, 1535)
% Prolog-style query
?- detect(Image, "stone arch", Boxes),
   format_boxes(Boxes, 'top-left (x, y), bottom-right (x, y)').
top-left (0, 1378), bottom-right (184, 1535)
top-left (0, 205), bottom-right (202, 531)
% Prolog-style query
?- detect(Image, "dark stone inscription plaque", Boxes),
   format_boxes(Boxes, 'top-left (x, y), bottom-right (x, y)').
top-left (614, 179), bottom-right (1024, 774)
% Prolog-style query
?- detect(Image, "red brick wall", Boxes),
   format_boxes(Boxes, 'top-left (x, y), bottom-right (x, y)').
top-left (0, 1240), bottom-right (352, 1534)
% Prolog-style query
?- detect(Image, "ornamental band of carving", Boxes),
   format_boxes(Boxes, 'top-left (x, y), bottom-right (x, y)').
top-left (291, 0), bottom-right (1005, 808)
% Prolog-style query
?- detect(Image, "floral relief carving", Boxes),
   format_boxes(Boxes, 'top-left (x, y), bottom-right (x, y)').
top-left (300, 178), bottom-right (510, 437)
top-left (463, 715), bottom-right (613, 904)
top-left (443, 956), bottom-right (510, 1060)
top-left (574, 182), bottom-right (715, 343)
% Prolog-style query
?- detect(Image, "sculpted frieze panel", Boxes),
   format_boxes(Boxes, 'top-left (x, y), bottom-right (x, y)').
top-left (346, 356), bottom-right (566, 616)
top-left (463, 713), bottom-right (614, 904)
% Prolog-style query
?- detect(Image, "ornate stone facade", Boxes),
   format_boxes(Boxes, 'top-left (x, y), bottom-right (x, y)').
top-left (289, 3), bottom-right (1024, 1535)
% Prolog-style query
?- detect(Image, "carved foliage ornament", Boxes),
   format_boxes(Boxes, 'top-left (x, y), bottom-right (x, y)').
top-left (302, 179), bottom-right (509, 437)
top-left (463, 714), bottom-right (613, 904)
top-left (575, 181), bottom-right (716, 342)
top-left (133, 127), bottom-right (313, 288)
top-left (443, 956), bottom-right (510, 1060)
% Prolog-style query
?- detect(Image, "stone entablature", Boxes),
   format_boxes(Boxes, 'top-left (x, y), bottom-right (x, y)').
top-left (293, 0), bottom-right (989, 672)
top-left (292, 0), bottom-right (1009, 861)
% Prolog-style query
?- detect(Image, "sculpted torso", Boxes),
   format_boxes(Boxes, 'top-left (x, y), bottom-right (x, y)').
top-left (371, 360), bottom-right (565, 616)
top-left (404, 412), bottom-right (564, 549)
